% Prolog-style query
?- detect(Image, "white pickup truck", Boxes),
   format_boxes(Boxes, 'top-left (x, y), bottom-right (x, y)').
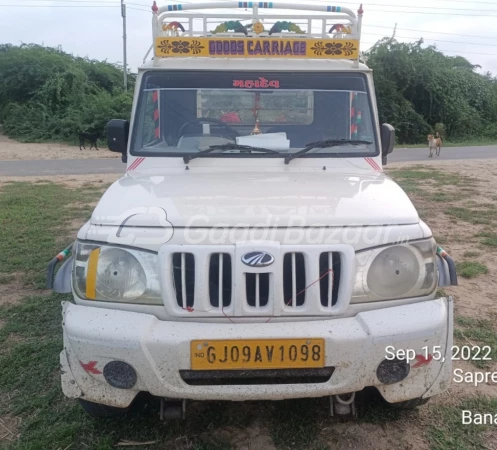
top-left (48, 1), bottom-right (457, 418)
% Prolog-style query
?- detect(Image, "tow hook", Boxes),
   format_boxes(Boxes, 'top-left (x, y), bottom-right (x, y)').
top-left (330, 392), bottom-right (356, 418)
top-left (160, 398), bottom-right (186, 420)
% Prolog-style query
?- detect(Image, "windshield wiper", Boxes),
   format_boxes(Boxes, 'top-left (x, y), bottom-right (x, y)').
top-left (284, 139), bottom-right (373, 164)
top-left (184, 143), bottom-right (280, 163)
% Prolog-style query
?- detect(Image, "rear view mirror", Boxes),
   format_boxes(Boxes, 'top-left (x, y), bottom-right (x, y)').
top-left (381, 123), bottom-right (395, 165)
top-left (107, 119), bottom-right (129, 163)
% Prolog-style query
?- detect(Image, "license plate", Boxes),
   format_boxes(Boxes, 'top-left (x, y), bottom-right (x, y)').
top-left (190, 339), bottom-right (325, 370)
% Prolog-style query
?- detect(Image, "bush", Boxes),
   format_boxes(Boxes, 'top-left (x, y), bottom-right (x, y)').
top-left (2, 42), bottom-right (497, 146)
top-left (0, 44), bottom-right (134, 143)
top-left (366, 39), bottom-right (497, 144)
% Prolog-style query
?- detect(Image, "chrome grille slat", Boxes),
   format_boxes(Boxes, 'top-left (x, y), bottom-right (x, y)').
top-left (245, 272), bottom-right (270, 308)
top-left (181, 253), bottom-right (187, 309)
top-left (283, 252), bottom-right (306, 308)
top-left (291, 252), bottom-right (297, 308)
top-left (209, 253), bottom-right (232, 309)
top-left (172, 252), bottom-right (195, 309)
top-left (327, 252), bottom-right (333, 308)
top-left (218, 253), bottom-right (223, 308)
top-left (255, 273), bottom-right (260, 308)
top-left (319, 251), bottom-right (342, 308)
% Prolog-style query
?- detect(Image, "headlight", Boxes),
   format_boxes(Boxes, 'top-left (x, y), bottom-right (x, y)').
top-left (73, 242), bottom-right (162, 305)
top-left (351, 239), bottom-right (437, 303)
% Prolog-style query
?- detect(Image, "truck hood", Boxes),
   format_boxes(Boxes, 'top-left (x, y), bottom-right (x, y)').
top-left (90, 171), bottom-right (419, 228)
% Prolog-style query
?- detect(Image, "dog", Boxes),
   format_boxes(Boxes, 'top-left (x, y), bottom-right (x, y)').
top-left (78, 131), bottom-right (101, 151)
top-left (427, 133), bottom-right (442, 157)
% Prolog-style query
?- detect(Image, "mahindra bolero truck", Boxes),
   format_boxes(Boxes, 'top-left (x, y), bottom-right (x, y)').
top-left (48, 1), bottom-right (458, 418)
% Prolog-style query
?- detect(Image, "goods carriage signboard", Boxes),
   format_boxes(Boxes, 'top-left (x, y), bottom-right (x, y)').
top-left (155, 37), bottom-right (359, 59)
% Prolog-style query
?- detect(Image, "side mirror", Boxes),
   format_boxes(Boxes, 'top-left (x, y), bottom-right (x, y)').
top-left (381, 123), bottom-right (395, 165)
top-left (107, 119), bottom-right (129, 163)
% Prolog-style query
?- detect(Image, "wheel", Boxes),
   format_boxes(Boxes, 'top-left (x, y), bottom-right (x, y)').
top-left (78, 398), bottom-right (129, 417)
top-left (389, 397), bottom-right (430, 409)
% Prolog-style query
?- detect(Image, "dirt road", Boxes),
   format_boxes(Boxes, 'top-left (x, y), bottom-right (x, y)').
top-left (0, 133), bottom-right (118, 161)
top-left (1, 133), bottom-right (496, 176)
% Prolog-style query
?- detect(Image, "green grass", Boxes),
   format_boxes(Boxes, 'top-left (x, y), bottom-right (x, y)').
top-left (434, 235), bottom-right (448, 245)
top-left (462, 251), bottom-right (480, 258)
top-left (436, 288), bottom-right (448, 298)
top-left (387, 168), bottom-right (469, 215)
top-left (428, 192), bottom-right (455, 203)
top-left (0, 182), bottom-right (103, 288)
top-left (390, 169), bottom-right (437, 180)
top-left (397, 181), bottom-right (422, 194)
top-left (268, 398), bottom-right (328, 449)
top-left (475, 231), bottom-right (497, 247)
top-left (456, 261), bottom-right (489, 278)
top-left (428, 396), bottom-right (497, 449)
top-left (444, 206), bottom-right (497, 226)
top-left (0, 273), bottom-right (16, 285)
top-left (455, 316), bottom-right (497, 369)
top-left (388, 167), bottom-right (480, 196)
top-left (12, 136), bottom-right (108, 150)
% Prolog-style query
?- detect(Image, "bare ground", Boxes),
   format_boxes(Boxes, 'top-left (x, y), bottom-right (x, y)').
top-left (0, 415), bottom-right (21, 445)
top-left (0, 272), bottom-right (50, 307)
top-left (0, 173), bottom-right (121, 189)
top-left (0, 133), bottom-right (119, 161)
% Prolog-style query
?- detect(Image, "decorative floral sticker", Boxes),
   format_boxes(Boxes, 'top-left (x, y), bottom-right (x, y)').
top-left (157, 39), bottom-right (205, 55)
top-left (171, 40), bottom-right (190, 54)
top-left (311, 41), bottom-right (357, 57)
top-left (342, 41), bottom-right (358, 56)
top-left (157, 39), bottom-right (173, 54)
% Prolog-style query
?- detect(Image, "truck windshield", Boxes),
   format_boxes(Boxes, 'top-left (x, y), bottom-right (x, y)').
top-left (131, 71), bottom-right (378, 158)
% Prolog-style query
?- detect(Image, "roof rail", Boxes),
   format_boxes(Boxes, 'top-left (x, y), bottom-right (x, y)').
top-left (147, 2), bottom-right (364, 65)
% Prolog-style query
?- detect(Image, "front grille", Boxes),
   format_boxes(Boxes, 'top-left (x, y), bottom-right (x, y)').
top-left (180, 367), bottom-right (335, 385)
top-left (245, 273), bottom-right (270, 307)
top-left (164, 245), bottom-right (350, 317)
top-left (319, 252), bottom-right (341, 307)
top-left (283, 252), bottom-right (306, 307)
top-left (172, 253), bottom-right (195, 308)
top-left (209, 253), bottom-right (232, 308)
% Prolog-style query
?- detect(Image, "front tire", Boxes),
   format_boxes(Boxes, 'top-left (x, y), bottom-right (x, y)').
top-left (389, 397), bottom-right (430, 409)
top-left (78, 398), bottom-right (129, 417)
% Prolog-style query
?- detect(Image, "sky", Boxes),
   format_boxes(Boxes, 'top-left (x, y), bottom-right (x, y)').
top-left (1, 0), bottom-right (497, 76)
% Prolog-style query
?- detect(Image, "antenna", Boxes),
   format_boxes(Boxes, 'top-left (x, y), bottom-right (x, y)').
top-left (392, 22), bottom-right (397, 39)
top-left (121, 0), bottom-right (128, 91)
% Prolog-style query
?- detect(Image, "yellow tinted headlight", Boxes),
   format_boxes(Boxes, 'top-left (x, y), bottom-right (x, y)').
top-left (73, 241), bottom-right (162, 305)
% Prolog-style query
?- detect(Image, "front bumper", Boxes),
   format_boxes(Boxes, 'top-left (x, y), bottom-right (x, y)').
top-left (60, 297), bottom-right (453, 408)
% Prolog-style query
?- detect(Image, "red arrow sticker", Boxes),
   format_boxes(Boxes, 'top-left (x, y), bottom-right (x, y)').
top-left (412, 354), bottom-right (433, 369)
top-left (80, 360), bottom-right (102, 375)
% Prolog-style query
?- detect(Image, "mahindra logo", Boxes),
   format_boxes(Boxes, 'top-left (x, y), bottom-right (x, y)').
top-left (241, 251), bottom-right (275, 268)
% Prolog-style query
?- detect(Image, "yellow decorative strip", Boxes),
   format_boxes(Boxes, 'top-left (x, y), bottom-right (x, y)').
top-left (155, 37), bottom-right (359, 59)
top-left (86, 248), bottom-right (100, 300)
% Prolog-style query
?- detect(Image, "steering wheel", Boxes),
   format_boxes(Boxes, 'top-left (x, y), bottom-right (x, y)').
top-left (178, 117), bottom-right (239, 141)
